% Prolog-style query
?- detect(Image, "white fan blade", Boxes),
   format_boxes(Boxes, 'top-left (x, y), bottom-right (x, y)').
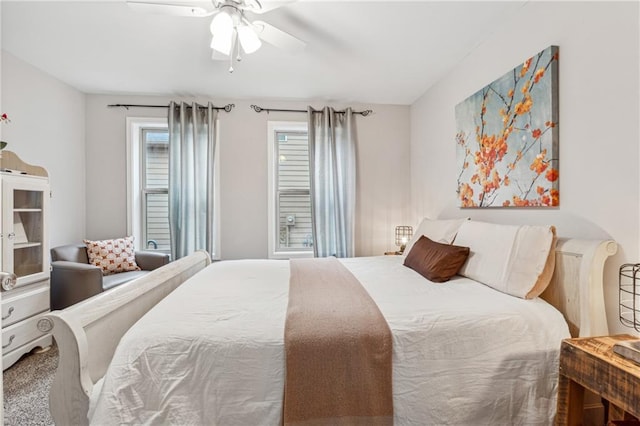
top-left (127, 0), bottom-right (216, 17)
top-left (252, 20), bottom-right (305, 54)
top-left (249, 0), bottom-right (297, 15)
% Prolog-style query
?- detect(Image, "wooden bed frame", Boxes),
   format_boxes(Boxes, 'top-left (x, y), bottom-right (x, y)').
top-left (41, 238), bottom-right (617, 425)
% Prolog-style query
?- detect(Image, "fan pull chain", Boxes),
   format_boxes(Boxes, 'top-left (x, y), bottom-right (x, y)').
top-left (228, 29), bottom-right (242, 73)
top-left (228, 29), bottom-right (237, 73)
top-left (235, 30), bottom-right (242, 62)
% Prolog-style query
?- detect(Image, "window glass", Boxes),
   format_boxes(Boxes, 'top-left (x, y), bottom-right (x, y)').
top-left (268, 122), bottom-right (313, 259)
top-left (142, 129), bottom-right (170, 252)
top-left (275, 130), bottom-right (313, 251)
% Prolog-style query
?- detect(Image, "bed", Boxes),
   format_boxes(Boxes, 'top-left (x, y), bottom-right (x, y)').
top-left (41, 221), bottom-right (617, 425)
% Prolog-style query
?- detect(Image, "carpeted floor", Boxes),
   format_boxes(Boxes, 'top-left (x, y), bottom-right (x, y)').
top-left (3, 344), bottom-right (57, 426)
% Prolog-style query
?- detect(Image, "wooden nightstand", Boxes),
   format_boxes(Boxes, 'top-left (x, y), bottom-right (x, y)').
top-left (557, 334), bottom-right (640, 425)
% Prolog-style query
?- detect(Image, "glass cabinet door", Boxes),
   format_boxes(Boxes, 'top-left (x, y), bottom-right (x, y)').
top-left (1, 174), bottom-right (49, 287)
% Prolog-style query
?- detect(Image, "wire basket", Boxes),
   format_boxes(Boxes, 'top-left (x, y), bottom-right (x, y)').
top-left (619, 263), bottom-right (640, 332)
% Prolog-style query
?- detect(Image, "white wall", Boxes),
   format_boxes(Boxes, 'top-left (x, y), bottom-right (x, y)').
top-left (410, 1), bottom-right (639, 334)
top-left (85, 95), bottom-right (411, 259)
top-left (0, 3), bottom-right (4, 419)
top-left (1, 51), bottom-right (87, 248)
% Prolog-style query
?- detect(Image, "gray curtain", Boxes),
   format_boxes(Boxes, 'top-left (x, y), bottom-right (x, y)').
top-left (168, 102), bottom-right (217, 260)
top-left (308, 106), bottom-right (356, 258)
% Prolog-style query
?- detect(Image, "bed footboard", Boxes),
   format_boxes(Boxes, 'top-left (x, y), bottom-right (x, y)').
top-left (41, 250), bottom-right (211, 426)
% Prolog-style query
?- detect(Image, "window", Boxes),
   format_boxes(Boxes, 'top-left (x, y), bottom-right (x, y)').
top-left (127, 118), bottom-right (170, 253)
top-left (268, 121), bottom-right (313, 259)
top-left (127, 117), bottom-right (220, 258)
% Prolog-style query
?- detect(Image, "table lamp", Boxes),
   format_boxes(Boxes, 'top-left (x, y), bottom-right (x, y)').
top-left (395, 226), bottom-right (413, 254)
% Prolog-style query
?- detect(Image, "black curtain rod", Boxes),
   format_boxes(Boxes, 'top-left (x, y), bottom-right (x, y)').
top-left (107, 103), bottom-right (235, 112)
top-left (250, 105), bottom-right (372, 116)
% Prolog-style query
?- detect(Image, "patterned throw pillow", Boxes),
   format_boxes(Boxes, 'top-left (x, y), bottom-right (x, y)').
top-left (83, 236), bottom-right (141, 276)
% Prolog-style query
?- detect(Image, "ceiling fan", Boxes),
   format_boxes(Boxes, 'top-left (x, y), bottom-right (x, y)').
top-left (127, 0), bottom-right (306, 72)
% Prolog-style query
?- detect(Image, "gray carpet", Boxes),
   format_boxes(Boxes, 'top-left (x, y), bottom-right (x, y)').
top-left (3, 344), bottom-right (57, 425)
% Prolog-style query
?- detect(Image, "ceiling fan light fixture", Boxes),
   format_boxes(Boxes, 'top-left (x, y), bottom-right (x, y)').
top-left (211, 32), bottom-right (234, 55)
top-left (210, 9), bottom-right (233, 37)
top-left (237, 24), bottom-right (261, 54)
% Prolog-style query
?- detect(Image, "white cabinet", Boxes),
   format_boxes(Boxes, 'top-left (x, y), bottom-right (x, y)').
top-left (0, 152), bottom-right (51, 369)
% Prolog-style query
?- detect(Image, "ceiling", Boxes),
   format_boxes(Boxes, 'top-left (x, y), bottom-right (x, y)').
top-left (1, 0), bottom-right (528, 105)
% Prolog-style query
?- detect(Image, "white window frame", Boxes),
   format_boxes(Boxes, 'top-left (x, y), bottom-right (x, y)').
top-left (267, 121), bottom-right (314, 259)
top-left (126, 117), bottom-right (221, 259)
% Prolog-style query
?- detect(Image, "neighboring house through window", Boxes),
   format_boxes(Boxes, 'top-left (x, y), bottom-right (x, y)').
top-left (268, 121), bottom-right (314, 259)
top-left (141, 127), bottom-right (170, 252)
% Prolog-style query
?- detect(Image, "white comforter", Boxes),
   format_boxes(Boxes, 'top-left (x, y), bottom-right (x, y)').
top-left (90, 256), bottom-right (570, 425)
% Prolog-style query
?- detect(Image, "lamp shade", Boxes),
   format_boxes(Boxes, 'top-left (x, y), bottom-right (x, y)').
top-left (395, 226), bottom-right (413, 248)
top-left (237, 23), bottom-right (261, 54)
top-left (210, 34), bottom-right (233, 55)
top-left (210, 10), bottom-right (234, 55)
top-left (210, 10), bottom-right (233, 37)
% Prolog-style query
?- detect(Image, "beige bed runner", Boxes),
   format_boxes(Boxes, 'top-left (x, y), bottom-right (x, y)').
top-left (284, 257), bottom-right (393, 426)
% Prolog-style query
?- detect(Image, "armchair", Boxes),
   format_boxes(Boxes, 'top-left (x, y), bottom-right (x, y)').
top-left (50, 244), bottom-right (170, 310)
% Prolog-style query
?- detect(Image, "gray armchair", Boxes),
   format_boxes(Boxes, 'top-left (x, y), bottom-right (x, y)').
top-left (50, 244), bottom-right (170, 310)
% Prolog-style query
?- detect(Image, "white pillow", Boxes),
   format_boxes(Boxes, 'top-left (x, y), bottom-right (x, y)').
top-left (454, 221), bottom-right (557, 299)
top-left (403, 217), bottom-right (469, 255)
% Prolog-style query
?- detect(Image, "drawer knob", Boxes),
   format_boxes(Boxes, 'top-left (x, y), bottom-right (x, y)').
top-left (0, 272), bottom-right (17, 291)
top-left (2, 306), bottom-right (14, 321)
top-left (2, 334), bottom-right (15, 349)
top-left (37, 318), bottom-right (53, 333)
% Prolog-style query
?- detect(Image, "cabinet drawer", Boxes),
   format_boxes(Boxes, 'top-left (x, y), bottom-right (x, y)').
top-left (2, 311), bottom-right (50, 355)
top-left (2, 283), bottom-right (49, 328)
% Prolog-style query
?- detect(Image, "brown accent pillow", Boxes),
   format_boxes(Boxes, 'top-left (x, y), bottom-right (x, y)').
top-left (403, 236), bottom-right (470, 283)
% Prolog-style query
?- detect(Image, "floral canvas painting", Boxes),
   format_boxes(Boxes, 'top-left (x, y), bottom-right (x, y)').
top-left (455, 46), bottom-right (559, 208)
